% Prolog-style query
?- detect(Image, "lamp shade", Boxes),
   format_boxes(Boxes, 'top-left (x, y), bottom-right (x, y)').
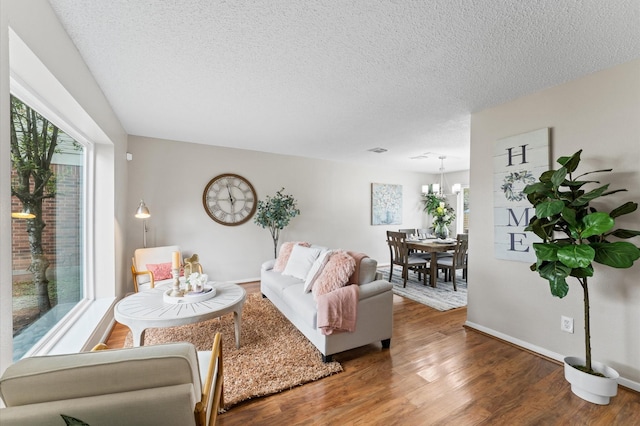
top-left (452, 183), bottom-right (462, 194)
top-left (431, 183), bottom-right (440, 194)
top-left (421, 185), bottom-right (430, 194)
top-left (135, 200), bottom-right (151, 219)
top-left (11, 206), bottom-right (36, 219)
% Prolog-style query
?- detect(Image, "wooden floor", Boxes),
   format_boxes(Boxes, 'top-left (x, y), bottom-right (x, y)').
top-left (106, 282), bottom-right (639, 425)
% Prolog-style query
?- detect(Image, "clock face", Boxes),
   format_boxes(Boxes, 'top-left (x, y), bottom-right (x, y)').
top-left (202, 174), bottom-right (257, 226)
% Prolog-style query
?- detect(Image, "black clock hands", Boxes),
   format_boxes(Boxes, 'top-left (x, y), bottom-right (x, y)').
top-left (226, 184), bottom-right (236, 218)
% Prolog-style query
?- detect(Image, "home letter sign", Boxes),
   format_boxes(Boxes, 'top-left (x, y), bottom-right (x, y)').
top-left (494, 128), bottom-right (549, 262)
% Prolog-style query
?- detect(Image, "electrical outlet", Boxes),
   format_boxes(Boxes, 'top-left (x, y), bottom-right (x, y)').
top-left (561, 316), bottom-right (574, 333)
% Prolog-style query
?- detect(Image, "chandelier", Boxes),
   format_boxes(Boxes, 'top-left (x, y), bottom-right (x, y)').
top-left (421, 156), bottom-right (461, 196)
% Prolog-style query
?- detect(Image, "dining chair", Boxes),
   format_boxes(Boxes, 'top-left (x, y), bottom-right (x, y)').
top-left (416, 228), bottom-right (430, 238)
top-left (386, 231), bottom-right (428, 287)
top-left (436, 233), bottom-right (468, 291)
top-left (398, 228), bottom-right (416, 236)
top-left (399, 228), bottom-right (418, 254)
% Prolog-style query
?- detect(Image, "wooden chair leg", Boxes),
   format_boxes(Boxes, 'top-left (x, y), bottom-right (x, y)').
top-left (389, 264), bottom-right (394, 282)
top-left (452, 269), bottom-right (457, 291)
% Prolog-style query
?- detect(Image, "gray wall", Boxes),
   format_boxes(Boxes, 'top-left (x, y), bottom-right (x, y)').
top-left (467, 59), bottom-right (640, 386)
top-left (125, 135), bottom-right (444, 285)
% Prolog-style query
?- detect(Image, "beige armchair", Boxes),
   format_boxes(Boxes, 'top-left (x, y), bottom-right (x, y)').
top-left (131, 245), bottom-right (181, 292)
top-left (0, 338), bottom-right (223, 426)
top-left (131, 246), bottom-right (205, 292)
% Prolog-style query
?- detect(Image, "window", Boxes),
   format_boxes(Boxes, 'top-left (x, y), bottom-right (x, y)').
top-left (10, 95), bottom-right (86, 360)
top-left (456, 186), bottom-right (469, 234)
top-left (2, 28), bottom-right (116, 373)
top-left (462, 187), bottom-right (469, 233)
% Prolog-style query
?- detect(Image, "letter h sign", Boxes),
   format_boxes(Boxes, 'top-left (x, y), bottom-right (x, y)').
top-left (493, 128), bottom-right (550, 262)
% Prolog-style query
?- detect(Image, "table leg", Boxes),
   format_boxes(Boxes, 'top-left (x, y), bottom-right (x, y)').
top-left (430, 253), bottom-right (438, 288)
top-left (233, 309), bottom-right (242, 349)
top-left (131, 327), bottom-right (146, 347)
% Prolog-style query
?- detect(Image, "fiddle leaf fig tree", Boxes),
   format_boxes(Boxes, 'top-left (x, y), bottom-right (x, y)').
top-left (254, 188), bottom-right (300, 258)
top-left (523, 150), bottom-right (640, 375)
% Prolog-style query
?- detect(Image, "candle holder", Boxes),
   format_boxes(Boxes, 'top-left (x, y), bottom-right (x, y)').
top-left (169, 268), bottom-right (183, 297)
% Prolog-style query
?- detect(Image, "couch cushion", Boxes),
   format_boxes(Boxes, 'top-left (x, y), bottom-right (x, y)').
top-left (261, 269), bottom-right (304, 299)
top-left (357, 258), bottom-right (378, 284)
top-left (282, 284), bottom-right (318, 329)
top-left (303, 249), bottom-right (332, 293)
top-left (282, 245), bottom-right (322, 280)
top-left (0, 343), bottom-right (200, 407)
top-left (312, 250), bottom-right (356, 300)
top-left (0, 384), bottom-right (198, 426)
top-left (273, 242), bottom-right (310, 272)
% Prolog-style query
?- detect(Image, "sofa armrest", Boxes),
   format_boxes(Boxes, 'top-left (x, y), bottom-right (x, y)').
top-left (358, 279), bottom-right (393, 300)
top-left (261, 259), bottom-right (276, 271)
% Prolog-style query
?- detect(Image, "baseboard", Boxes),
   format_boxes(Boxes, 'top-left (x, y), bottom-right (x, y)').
top-left (234, 277), bottom-right (261, 284)
top-left (464, 321), bottom-right (640, 393)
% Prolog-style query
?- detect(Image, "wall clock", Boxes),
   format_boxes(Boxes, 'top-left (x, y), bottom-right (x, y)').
top-left (202, 173), bottom-right (257, 226)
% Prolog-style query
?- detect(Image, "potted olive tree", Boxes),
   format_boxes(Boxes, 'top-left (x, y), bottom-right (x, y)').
top-left (523, 150), bottom-right (640, 404)
top-left (254, 188), bottom-right (300, 258)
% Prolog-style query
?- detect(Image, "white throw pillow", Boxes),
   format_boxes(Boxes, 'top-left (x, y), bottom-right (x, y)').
top-left (303, 249), bottom-right (332, 293)
top-left (282, 245), bottom-right (322, 280)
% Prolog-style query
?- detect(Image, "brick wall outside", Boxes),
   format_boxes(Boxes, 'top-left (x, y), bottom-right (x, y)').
top-left (11, 163), bottom-right (82, 282)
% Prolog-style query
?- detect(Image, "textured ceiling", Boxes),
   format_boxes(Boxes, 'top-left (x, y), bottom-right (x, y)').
top-left (47, 0), bottom-right (640, 173)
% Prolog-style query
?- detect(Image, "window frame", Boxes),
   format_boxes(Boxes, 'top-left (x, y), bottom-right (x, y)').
top-left (10, 79), bottom-right (96, 358)
top-left (456, 185), bottom-right (469, 235)
top-left (2, 27), bottom-right (119, 362)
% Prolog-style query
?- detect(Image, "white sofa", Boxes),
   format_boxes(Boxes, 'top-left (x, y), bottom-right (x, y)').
top-left (260, 251), bottom-right (393, 362)
top-left (0, 341), bottom-right (222, 426)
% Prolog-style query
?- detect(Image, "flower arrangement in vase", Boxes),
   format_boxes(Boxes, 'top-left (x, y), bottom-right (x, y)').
top-left (187, 272), bottom-right (208, 293)
top-left (424, 193), bottom-right (456, 239)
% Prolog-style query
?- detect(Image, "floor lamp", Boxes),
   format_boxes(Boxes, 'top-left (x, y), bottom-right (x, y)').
top-left (135, 200), bottom-right (151, 248)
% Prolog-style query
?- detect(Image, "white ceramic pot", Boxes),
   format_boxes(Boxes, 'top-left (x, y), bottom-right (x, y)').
top-left (564, 356), bottom-right (619, 405)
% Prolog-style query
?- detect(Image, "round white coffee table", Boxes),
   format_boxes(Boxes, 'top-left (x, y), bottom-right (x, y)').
top-left (114, 281), bottom-right (246, 348)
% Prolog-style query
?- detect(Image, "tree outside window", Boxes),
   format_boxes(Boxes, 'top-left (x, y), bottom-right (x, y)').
top-left (10, 95), bottom-right (84, 360)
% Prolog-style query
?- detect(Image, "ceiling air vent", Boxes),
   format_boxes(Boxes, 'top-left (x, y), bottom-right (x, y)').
top-left (368, 147), bottom-right (388, 154)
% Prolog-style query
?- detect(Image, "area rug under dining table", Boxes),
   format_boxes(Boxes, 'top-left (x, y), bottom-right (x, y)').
top-left (377, 265), bottom-right (467, 311)
top-left (124, 292), bottom-right (342, 409)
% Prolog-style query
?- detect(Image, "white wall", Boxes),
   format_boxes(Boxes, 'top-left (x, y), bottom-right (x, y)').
top-left (126, 135), bottom-right (435, 284)
top-left (467, 59), bottom-right (640, 386)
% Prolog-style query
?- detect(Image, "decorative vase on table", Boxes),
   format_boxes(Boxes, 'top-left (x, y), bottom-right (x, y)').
top-left (434, 222), bottom-right (449, 239)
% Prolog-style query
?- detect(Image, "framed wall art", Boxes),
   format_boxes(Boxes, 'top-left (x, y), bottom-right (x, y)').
top-left (494, 128), bottom-right (550, 262)
top-left (371, 183), bottom-right (402, 225)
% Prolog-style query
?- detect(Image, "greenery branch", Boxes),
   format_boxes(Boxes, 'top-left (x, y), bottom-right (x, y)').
top-left (254, 188), bottom-right (300, 258)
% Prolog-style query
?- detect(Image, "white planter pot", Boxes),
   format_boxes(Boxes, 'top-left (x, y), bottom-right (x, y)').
top-left (564, 356), bottom-right (619, 405)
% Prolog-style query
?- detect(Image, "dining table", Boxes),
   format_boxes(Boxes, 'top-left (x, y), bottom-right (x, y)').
top-left (405, 239), bottom-right (457, 288)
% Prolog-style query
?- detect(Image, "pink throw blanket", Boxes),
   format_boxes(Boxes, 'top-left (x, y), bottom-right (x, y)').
top-left (317, 284), bottom-right (359, 335)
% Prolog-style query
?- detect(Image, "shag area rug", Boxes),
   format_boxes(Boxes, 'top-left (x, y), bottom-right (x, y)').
top-left (377, 265), bottom-right (467, 311)
top-left (124, 293), bottom-right (342, 409)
